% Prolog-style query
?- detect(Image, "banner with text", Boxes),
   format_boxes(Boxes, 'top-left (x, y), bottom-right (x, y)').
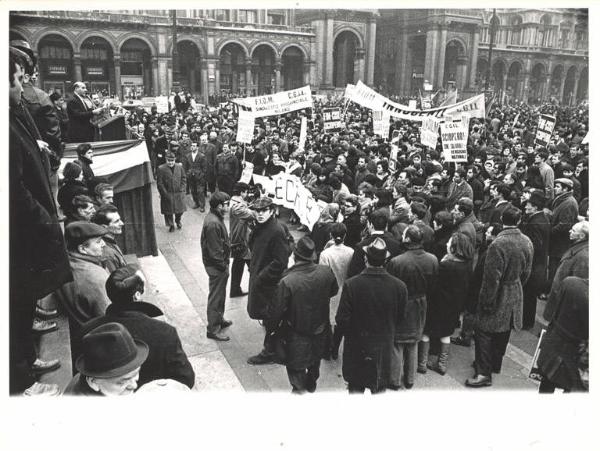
top-left (323, 107), bottom-right (343, 131)
top-left (535, 114), bottom-right (556, 148)
top-left (234, 85), bottom-right (313, 118)
top-left (440, 115), bottom-right (469, 162)
top-left (252, 173), bottom-right (325, 230)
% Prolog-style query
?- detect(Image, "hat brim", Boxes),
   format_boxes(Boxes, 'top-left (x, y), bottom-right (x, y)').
top-left (294, 250), bottom-right (316, 262)
top-left (75, 339), bottom-right (149, 379)
top-left (362, 245), bottom-right (391, 260)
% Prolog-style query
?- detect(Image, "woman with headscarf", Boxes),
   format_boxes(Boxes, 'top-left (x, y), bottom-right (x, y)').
top-left (57, 162), bottom-right (89, 216)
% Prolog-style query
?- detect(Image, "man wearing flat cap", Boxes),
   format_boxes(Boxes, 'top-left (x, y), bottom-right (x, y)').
top-left (57, 221), bottom-right (111, 370)
top-left (63, 322), bottom-right (149, 396)
top-left (548, 177), bottom-right (579, 286)
top-left (269, 237), bottom-right (339, 393)
top-left (336, 238), bottom-right (408, 394)
top-left (246, 197), bottom-right (291, 365)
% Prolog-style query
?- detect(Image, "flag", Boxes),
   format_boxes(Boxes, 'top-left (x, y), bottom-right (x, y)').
top-left (485, 92), bottom-right (497, 117)
top-left (439, 89), bottom-right (457, 107)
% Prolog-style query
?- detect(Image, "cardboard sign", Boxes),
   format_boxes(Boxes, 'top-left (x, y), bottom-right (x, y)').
top-left (535, 114), bottom-right (556, 148)
top-left (408, 99), bottom-right (417, 110)
top-left (239, 161), bottom-right (254, 184)
top-left (323, 107), bottom-right (343, 131)
top-left (420, 116), bottom-right (441, 149)
top-left (236, 110), bottom-right (255, 144)
top-left (298, 117), bottom-right (307, 152)
top-left (154, 96), bottom-right (170, 114)
top-left (440, 115), bottom-right (469, 162)
top-left (372, 110), bottom-right (391, 139)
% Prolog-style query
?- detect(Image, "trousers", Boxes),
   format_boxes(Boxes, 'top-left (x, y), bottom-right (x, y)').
top-left (188, 176), bottom-right (206, 208)
top-left (474, 328), bottom-right (511, 377)
top-left (390, 341), bottom-right (417, 386)
top-left (230, 257), bottom-right (249, 295)
top-left (205, 265), bottom-right (229, 334)
top-left (164, 213), bottom-right (183, 227)
top-left (286, 363), bottom-right (320, 394)
top-left (9, 288), bottom-right (36, 394)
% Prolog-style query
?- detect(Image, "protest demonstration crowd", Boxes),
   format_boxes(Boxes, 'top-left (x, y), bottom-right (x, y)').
top-left (10, 36), bottom-right (589, 396)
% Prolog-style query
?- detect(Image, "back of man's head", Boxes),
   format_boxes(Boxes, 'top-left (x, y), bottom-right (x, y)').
top-left (105, 265), bottom-right (145, 305)
top-left (368, 209), bottom-right (388, 232)
top-left (501, 207), bottom-right (521, 227)
top-left (404, 224), bottom-right (423, 244)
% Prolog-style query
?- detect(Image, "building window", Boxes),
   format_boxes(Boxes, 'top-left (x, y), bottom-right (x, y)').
top-left (268, 12), bottom-right (285, 25)
top-left (215, 9), bottom-right (230, 21)
top-left (40, 46), bottom-right (71, 60)
top-left (239, 9), bottom-right (256, 23)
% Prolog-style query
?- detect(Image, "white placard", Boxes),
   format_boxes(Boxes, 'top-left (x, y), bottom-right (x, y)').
top-left (440, 116), bottom-right (469, 162)
top-left (236, 110), bottom-right (255, 144)
top-left (298, 117), bottom-right (307, 152)
top-left (420, 116), bottom-right (441, 149)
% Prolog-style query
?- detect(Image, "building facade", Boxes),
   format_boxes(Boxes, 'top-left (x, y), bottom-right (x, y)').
top-left (10, 9), bottom-right (587, 105)
top-left (375, 8), bottom-right (588, 105)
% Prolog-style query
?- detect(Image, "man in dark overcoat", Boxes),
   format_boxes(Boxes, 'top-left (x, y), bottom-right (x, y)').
top-left (205, 131), bottom-right (220, 194)
top-left (9, 50), bottom-right (73, 394)
top-left (79, 265), bottom-right (195, 389)
top-left (183, 140), bottom-right (207, 211)
top-left (269, 237), bottom-right (339, 393)
top-left (336, 238), bottom-right (408, 394)
top-left (66, 81), bottom-right (104, 143)
top-left (519, 190), bottom-right (551, 329)
top-left (246, 197), bottom-right (290, 365)
top-left (215, 143), bottom-right (240, 196)
top-left (156, 152), bottom-right (187, 232)
top-left (467, 208), bottom-right (533, 388)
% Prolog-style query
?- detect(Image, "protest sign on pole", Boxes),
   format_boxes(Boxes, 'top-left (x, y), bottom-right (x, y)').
top-left (408, 99), bottom-right (417, 110)
top-left (233, 85), bottom-right (313, 118)
top-left (323, 107), bottom-right (343, 131)
top-left (420, 116), bottom-right (441, 149)
top-left (298, 117), bottom-right (307, 151)
top-left (154, 96), bottom-right (169, 114)
top-left (535, 114), bottom-right (556, 148)
top-left (236, 110), bottom-right (255, 144)
top-left (239, 162), bottom-right (254, 184)
top-left (440, 115), bottom-right (469, 162)
top-left (372, 110), bottom-right (391, 139)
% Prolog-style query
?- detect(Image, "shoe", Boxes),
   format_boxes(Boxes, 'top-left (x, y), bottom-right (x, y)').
top-left (35, 306), bottom-right (58, 319)
top-left (465, 374), bottom-right (492, 388)
top-left (169, 225), bottom-right (175, 232)
top-left (417, 340), bottom-right (430, 374)
top-left (229, 290), bottom-right (248, 298)
top-left (450, 335), bottom-right (472, 347)
top-left (176, 222), bottom-right (182, 229)
top-left (23, 382), bottom-right (60, 397)
top-left (32, 318), bottom-right (57, 334)
top-left (387, 384), bottom-right (402, 391)
top-left (427, 342), bottom-right (449, 375)
top-left (206, 331), bottom-right (230, 341)
top-left (404, 382), bottom-right (414, 390)
top-left (220, 319), bottom-right (233, 329)
top-left (30, 358), bottom-right (61, 374)
top-left (247, 351), bottom-right (275, 365)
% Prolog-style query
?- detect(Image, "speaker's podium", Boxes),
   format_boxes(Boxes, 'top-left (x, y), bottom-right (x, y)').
top-left (94, 115), bottom-right (126, 142)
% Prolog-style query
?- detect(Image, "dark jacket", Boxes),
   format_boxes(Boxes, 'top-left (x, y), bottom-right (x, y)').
top-left (10, 105), bottom-right (72, 301)
top-left (77, 155), bottom-right (95, 188)
top-left (247, 216), bottom-right (290, 320)
top-left (201, 209), bottom-right (230, 271)
top-left (57, 179), bottom-right (89, 214)
top-left (63, 373), bottom-right (102, 396)
top-left (203, 142), bottom-right (218, 182)
top-left (543, 239), bottom-right (588, 322)
top-left (386, 245), bottom-right (439, 342)
top-left (336, 267), bottom-right (407, 391)
top-left (549, 192), bottom-right (579, 259)
top-left (229, 195), bottom-right (255, 260)
top-left (183, 150), bottom-right (207, 182)
top-left (270, 262), bottom-right (339, 370)
top-left (343, 211), bottom-right (364, 248)
top-left (468, 177), bottom-right (485, 212)
top-left (538, 277), bottom-right (588, 392)
top-left (67, 94), bottom-right (95, 143)
top-left (476, 228), bottom-right (533, 333)
top-left (101, 235), bottom-right (127, 274)
top-left (347, 232), bottom-right (402, 278)
top-left (156, 163), bottom-right (187, 215)
top-left (22, 82), bottom-right (62, 161)
top-left (79, 302), bottom-right (195, 389)
top-left (519, 210), bottom-right (550, 294)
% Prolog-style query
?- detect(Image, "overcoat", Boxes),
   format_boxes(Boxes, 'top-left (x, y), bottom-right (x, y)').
top-left (80, 301), bottom-right (195, 389)
top-left (57, 179), bottom-right (89, 214)
top-left (229, 195), bottom-right (255, 260)
top-left (543, 239), bottom-right (588, 322)
top-left (156, 163), bottom-right (187, 215)
top-left (549, 192), bottom-right (579, 259)
top-left (183, 150), bottom-right (207, 183)
top-left (10, 106), bottom-right (72, 300)
top-left (66, 95), bottom-right (95, 143)
top-left (519, 210), bottom-right (550, 294)
top-left (247, 216), bottom-right (290, 320)
top-left (336, 267), bottom-right (407, 391)
top-left (475, 228), bottom-right (533, 333)
top-left (270, 262), bottom-right (339, 370)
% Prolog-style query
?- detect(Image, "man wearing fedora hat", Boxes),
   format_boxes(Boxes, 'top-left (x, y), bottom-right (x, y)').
top-left (520, 190), bottom-right (551, 329)
top-left (64, 322), bottom-right (149, 396)
top-left (336, 238), bottom-right (408, 394)
top-left (269, 237), bottom-right (338, 393)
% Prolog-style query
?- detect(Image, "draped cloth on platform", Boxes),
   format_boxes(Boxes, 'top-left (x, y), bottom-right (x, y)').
top-left (62, 139), bottom-right (158, 257)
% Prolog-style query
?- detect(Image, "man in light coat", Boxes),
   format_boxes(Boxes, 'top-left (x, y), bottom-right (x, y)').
top-left (467, 208), bottom-right (533, 387)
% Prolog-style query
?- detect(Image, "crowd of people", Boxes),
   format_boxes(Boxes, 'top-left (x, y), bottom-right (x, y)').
top-left (10, 35), bottom-right (589, 395)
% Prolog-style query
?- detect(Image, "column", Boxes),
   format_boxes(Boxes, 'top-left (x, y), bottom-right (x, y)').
top-left (558, 75), bottom-right (566, 102)
top-left (215, 60), bottom-right (220, 93)
top-left (396, 31), bottom-right (409, 95)
top-left (73, 54), bottom-right (82, 82)
top-left (201, 60), bottom-right (209, 104)
top-left (355, 48), bottom-right (365, 84)
top-left (303, 60), bottom-right (311, 85)
top-left (541, 74), bottom-right (551, 100)
top-left (245, 57), bottom-right (252, 95)
top-left (571, 75), bottom-right (580, 106)
top-left (520, 72), bottom-right (530, 102)
top-left (114, 56), bottom-right (122, 99)
top-left (424, 27), bottom-right (438, 88)
top-left (456, 56), bottom-right (468, 90)
top-left (436, 25), bottom-right (447, 89)
top-left (469, 28), bottom-right (480, 89)
top-left (158, 57), bottom-right (168, 95)
top-left (501, 73), bottom-right (507, 91)
top-left (366, 17), bottom-right (377, 85)
top-left (152, 57), bottom-right (159, 96)
top-left (324, 16), bottom-right (334, 87)
top-left (274, 59), bottom-right (282, 92)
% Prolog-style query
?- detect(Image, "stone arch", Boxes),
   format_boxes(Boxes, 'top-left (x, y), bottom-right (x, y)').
top-left (75, 30), bottom-right (118, 55)
top-left (219, 41), bottom-right (249, 94)
top-left (279, 43), bottom-right (309, 60)
top-left (215, 39), bottom-right (249, 59)
top-left (9, 27), bottom-right (32, 44)
top-left (79, 35), bottom-right (116, 96)
top-left (445, 36), bottom-right (467, 56)
top-left (31, 28), bottom-right (77, 53)
top-left (529, 62), bottom-right (547, 103)
top-left (251, 43), bottom-right (277, 95)
top-left (36, 33), bottom-right (76, 94)
top-left (443, 39), bottom-right (467, 88)
top-left (167, 35), bottom-right (206, 57)
top-left (119, 37), bottom-right (155, 97)
top-left (173, 39), bottom-right (204, 94)
top-left (116, 33), bottom-right (157, 56)
top-left (281, 44), bottom-right (307, 90)
top-left (333, 30), bottom-right (362, 87)
top-left (249, 40), bottom-right (280, 59)
top-left (506, 60), bottom-right (522, 96)
top-left (333, 26), bottom-right (364, 49)
top-left (563, 65), bottom-right (578, 104)
top-left (577, 66), bottom-right (588, 101)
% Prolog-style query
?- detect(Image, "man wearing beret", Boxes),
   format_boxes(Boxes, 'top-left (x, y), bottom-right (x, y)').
top-left (57, 221), bottom-right (111, 369)
top-left (63, 322), bottom-right (149, 396)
